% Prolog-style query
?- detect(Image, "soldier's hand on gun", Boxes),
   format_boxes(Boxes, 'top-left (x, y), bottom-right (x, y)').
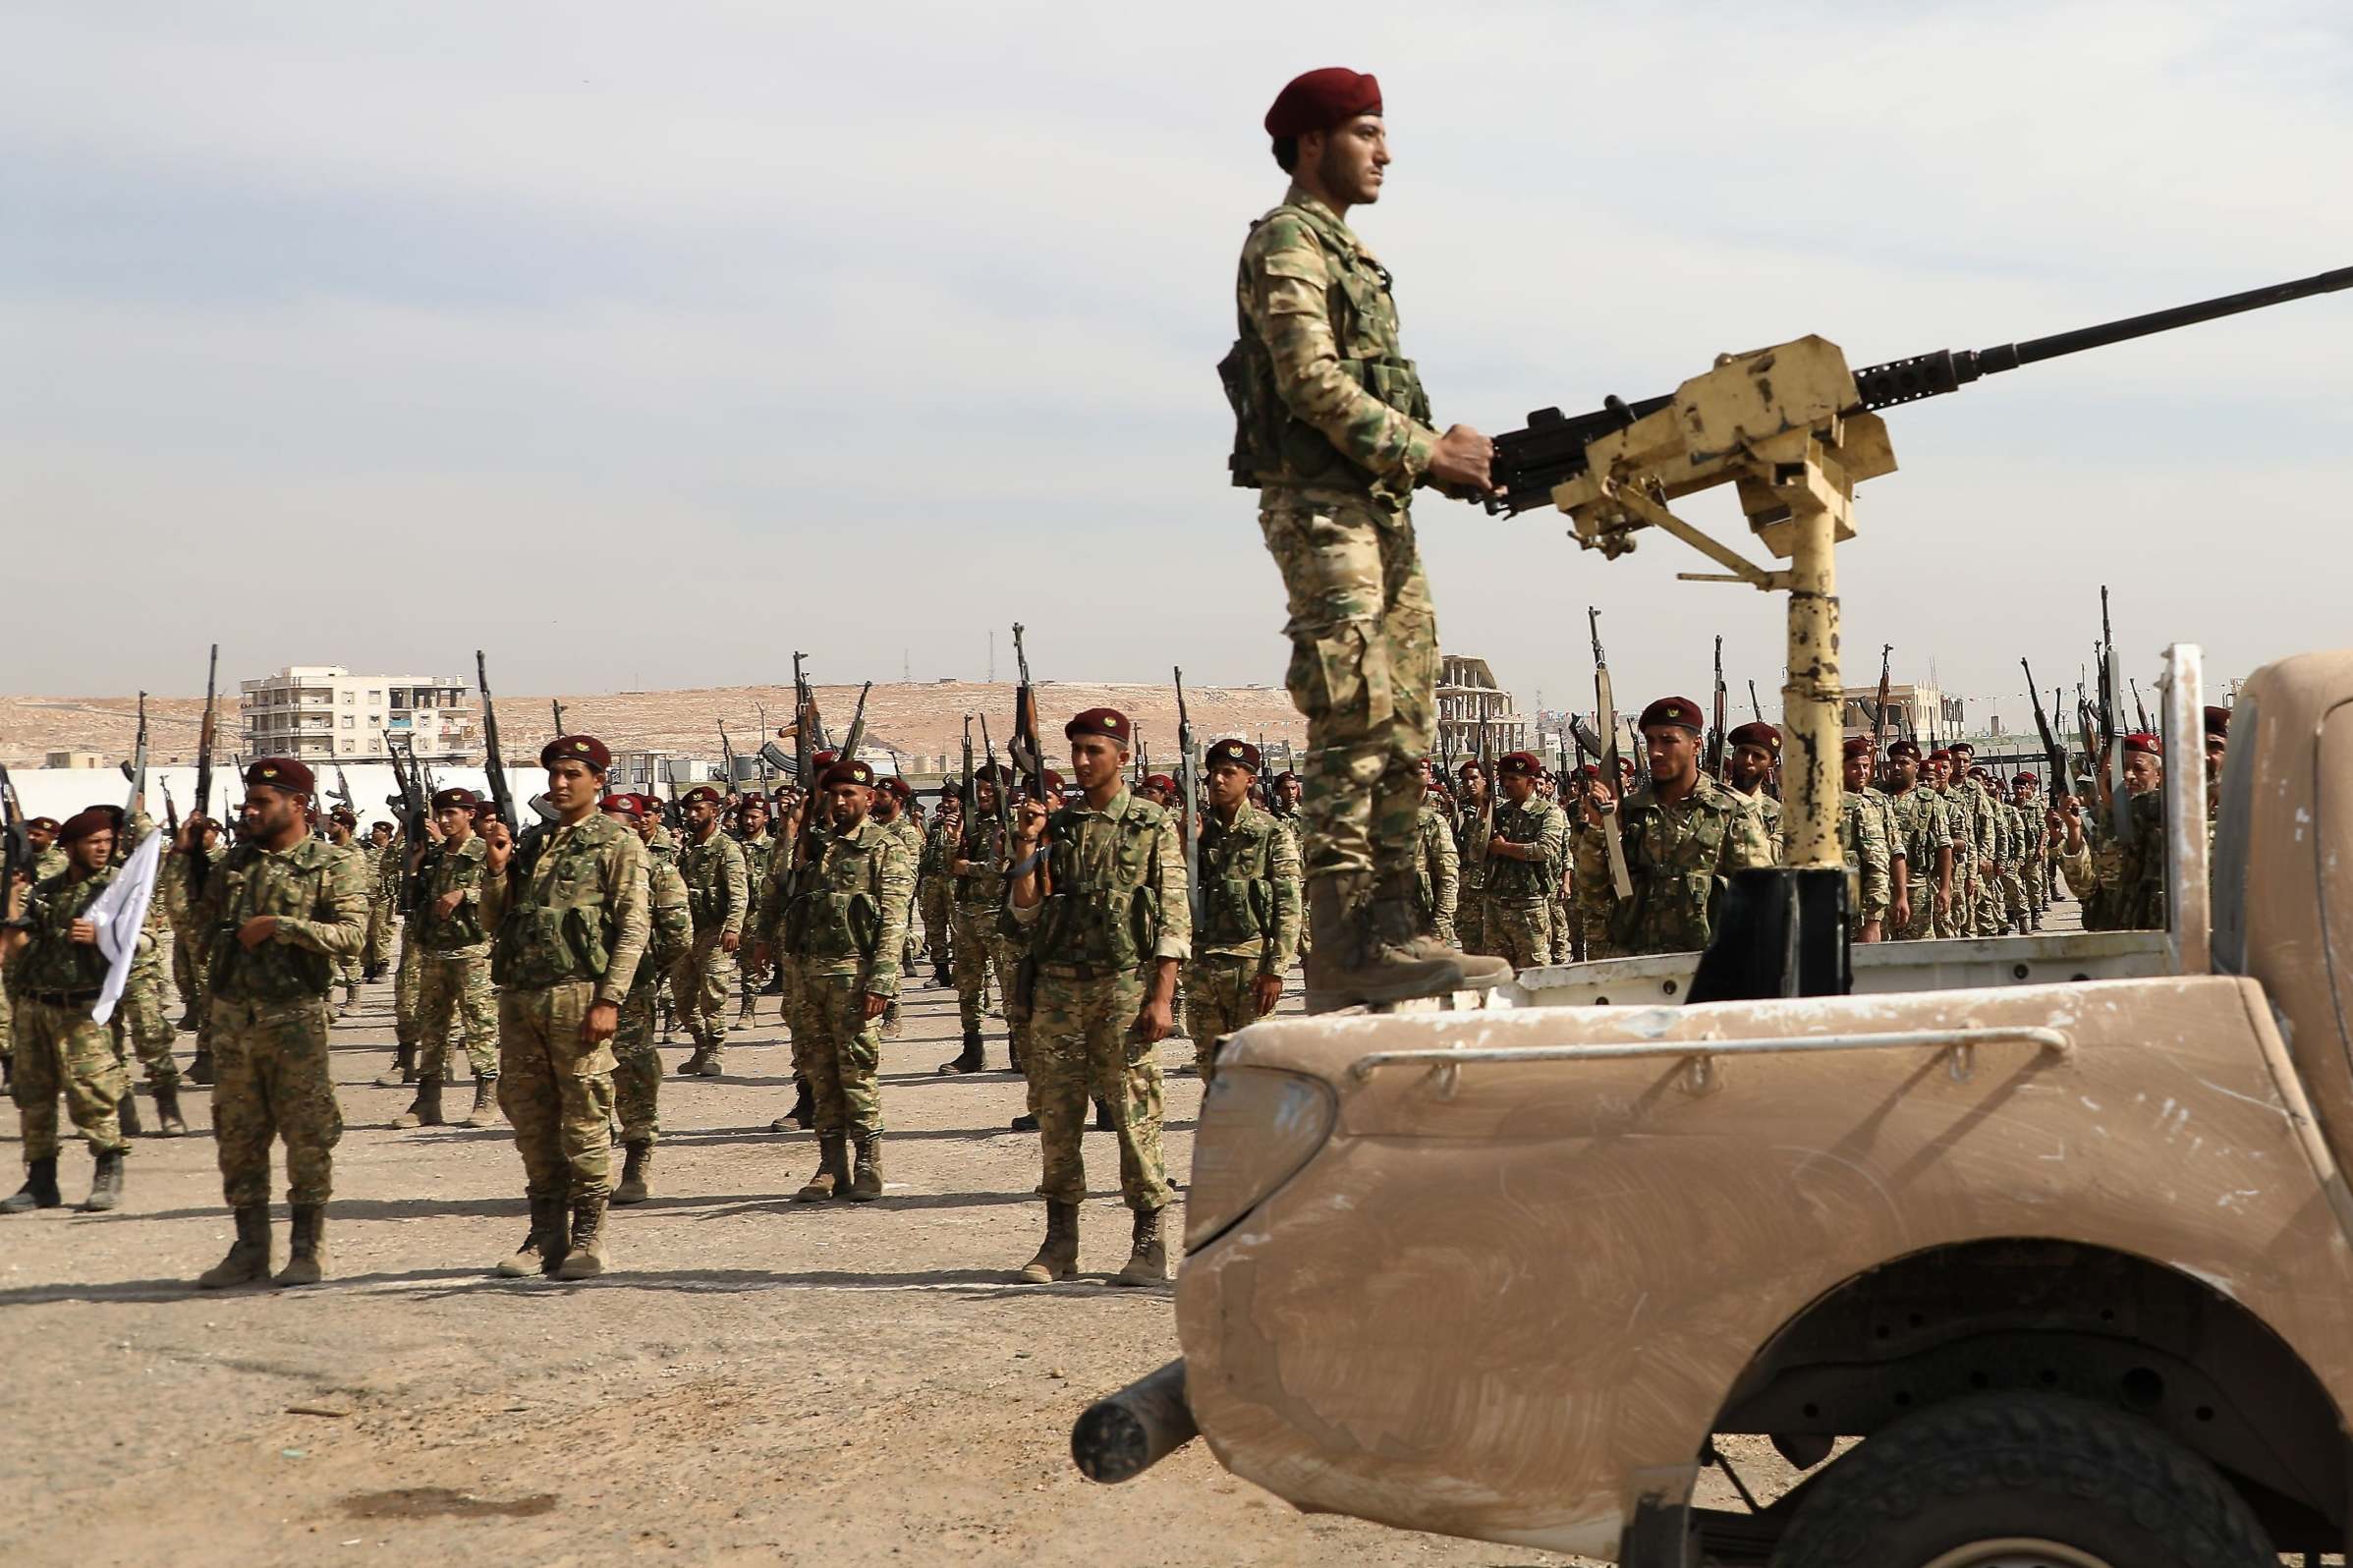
top-left (581, 998), bottom-right (618, 1045)
top-left (1578, 777), bottom-right (1614, 826)
top-left (1428, 423), bottom-right (1496, 494)
top-left (1013, 799), bottom-right (1049, 851)
top-left (479, 817), bottom-right (512, 873)
top-left (236, 916), bottom-right (279, 950)
top-left (1250, 973), bottom-right (1283, 1017)
top-left (175, 813), bottom-right (205, 853)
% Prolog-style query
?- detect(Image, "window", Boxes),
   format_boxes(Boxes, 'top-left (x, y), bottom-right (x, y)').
top-left (341, 741), bottom-right (356, 754)
top-left (341, 716), bottom-right (354, 729)
top-left (366, 690), bottom-right (381, 703)
top-left (368, 714), bottom-right (381, 727)
top-left (343, 691), bottom-right (355, 704)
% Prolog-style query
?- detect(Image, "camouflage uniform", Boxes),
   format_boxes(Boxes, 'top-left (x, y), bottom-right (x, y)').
top-left (325, 829), bottom-right (366, 1003)
top-left (614, 842), bottom-right (692, 1150)
top-left (879, 811), bottom-right (925, 1032)
top-left (1452, 803), bottom-right (1493, 954)
top-left (412, 833), bottom-right (498, 1083)
top-left (362, 835), bottom-right (398, 976)
top-left (1181, 800), bottom-right (1301, 1081)
top-left (1933, 780), bottom-right (1983, 937)
top-left (644, 822), bottom-right (680, 1034)
top-left (2061, 790), bottom-right (2166, 931)
top-left (1234, 188), bottom-right (1439, 895)
top-left (1565, 815), bottom-right (1616, 961)
top-left (482, 813), bottom-right (650, 1205)
top-left (8, 865), bottom-right (133, 1170)
top-left (917, 812), bottom-right (960, 976)
top-left (775, 815), bottom-right (913, 1138)
top-left (1006, 786), bottom-right (1190, 1213)
top-left (2014, 791), bottom-right (2048, 930)
top-left (733, 827), bottom-right (775, 1016)
top-left (1967, 775), bottom-right (2008, 936)
top-left (1839, 790), bottom-right (1893, 937)
top-left (1573, 777), bottom-right (1776, 956)
top-left (1481, 794), bottom-right (1569, 972)
top-left (169, 834), bottom-right (366, 1208)
top-left (1729, 785), bottom-right (1783, 860)
top-left (672, 824), bottom-right (747, 1068)
top-left (950, 811), bottom-right (1011, 1038)
top-left (1412, 799), bottom-right (1459, 945)
top-left (1885, 785), bottom-right (1951, 941)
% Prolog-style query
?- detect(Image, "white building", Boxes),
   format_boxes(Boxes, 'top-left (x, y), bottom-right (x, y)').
top-left (239, 665), bottom-right (477, 762)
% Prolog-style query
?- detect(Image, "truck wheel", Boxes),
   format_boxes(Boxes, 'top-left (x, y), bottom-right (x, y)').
top-left (1767, 1392), bottom-right (2273, 1568)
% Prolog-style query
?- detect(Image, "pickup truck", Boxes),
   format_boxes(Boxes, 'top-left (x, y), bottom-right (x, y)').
top-left (1079, 644), bottom-right (2353, 1566)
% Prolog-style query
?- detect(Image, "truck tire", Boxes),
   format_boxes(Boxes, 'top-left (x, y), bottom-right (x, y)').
top-left (1767, 1392), bottom-right (2273, 1568)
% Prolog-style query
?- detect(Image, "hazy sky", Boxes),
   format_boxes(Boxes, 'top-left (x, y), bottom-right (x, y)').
top-left (8, 1), bottom-right (2349, 725)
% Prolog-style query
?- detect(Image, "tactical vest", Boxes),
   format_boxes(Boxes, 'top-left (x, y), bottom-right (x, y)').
top-left (12, 870), bottom-right (115, 996)
top-left (1032, 796), bottom-right (1163, 974)
top-left (1196, 811), bottom-right (1277, 949)
top-left (1608, 791), bottom-right (1740, 954)
top-left (210, 844), bottom-right (338, 1003)
top-left (1485, 801), bottom-right (1555, 901)
top-left (784, 823), bottom-right (888, 965)
top-left (492, 817), bottom-right (622, 989)
top-left (1222, 201), bottom-right (1431, 490)
top-left (418, 837), bottom-right (489, 951)
top-left (637, 859), bottom-right (695, 987)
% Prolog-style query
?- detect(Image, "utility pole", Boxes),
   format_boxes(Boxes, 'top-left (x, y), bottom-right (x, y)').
top-left (988, 629), bottom-right (996, 684)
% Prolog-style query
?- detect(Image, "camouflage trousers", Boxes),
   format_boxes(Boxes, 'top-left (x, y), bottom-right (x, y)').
top-left (497, 980), bottom-right (615, 1203)
top-left (793, 971), bottom-right (883, 1137)
top-left (1260, 498), bottom-right (1436, 885)
top-left (1892, 880), bottom-right (1938, 942)
top-left (171, 921), bottom-right (208, 1025)
top-left (672, 930), bottom-right (738, 1050)
top-left (919, 876), bottom-right (953, 969)
top-left (1180, 955), bottom-right (1266, 1082)
top-left (778, 954), bottom-right (807, 1070)
top-left (210, 993), bottom-right (341, 1206)
top-left (417, 948), bottom-right (498, 1081)
top-left (1455, 883), bottom-right (1489, 956)
top-left (1998, 867), bottom-right (2029, 933)
top-left (1546, 894), bottom-right (1572, 964)
top-left (11, 996), bottom-right (129, 1163)
top-left (1484, 897), bottom-right (1551, 973)
top-left (112, 953), bottom-right (181, 1088)
top-left (363, 893), bottom-right (395, 975)
top-left (1976, 860), bottom-right (2007, 936)
top-left (612, 982), bottom-right (662, 1148)
top-left (1029, 965), bottom-right (1170, 1212)
top-left (950, 903), bottom-right (1000, 1034)
top-left (393, 922), bottom-right (422, 1046)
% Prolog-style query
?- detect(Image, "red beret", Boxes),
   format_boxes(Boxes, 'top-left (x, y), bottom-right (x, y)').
top-left (1639, 697), bottom-right (1705, 733)
top-left (27, 816), bottom-right (59, 832)
top-left (2204, 705), bottom-right (2230, 737)
top-left (57, 808), bottom-right (115, 844)
top-left (2015, 772), bottom-right (2040, 785)
top-left (820, 758), bottom-right (874, 789)
top-left (431, 787), bottom-right (476, 812)
top-left (329, 806), bottom-right (359, 825)
top-left (880, 776), bottom-right (913, 801)
top-left (1040, 769), bottom-right (1066, 793)
top-left (2123, 732), bottom-right (2160, 757)
top-left (1727, 721), bottom-right (1780, 754)
top-left (1064, 707), bottom-right (1132, 746)
top-left (1887, 739), bottom-right (1921, 760)
top-left (245, 756), bottom-right (314, 797)
top-left (1496, 751), bottom-right (1541, 778)
top-left (681, 785), bottom-right (722, 808)
top-left (937, 784), bottom-right (961, 801)
top-left (542, 734), bottom-right (611, 772)
top-left (1841, 736), bottom-right (1874, 759)
top-left (811, 749), bottom-right (840, 771)
top-left (1456, 758), bottom-right (1485, 778)
top-left (1206, 738), bottom-right (1261, 771)
top-left (599, 793), bottom-right (644, 819)
top-left (1947, 741), bottom-right (1976, 756)
top-left (1264, 68), bottom-right (1382, 139)
top-left (1142, 773), bottom-right (1178, 794)
top-left (1274, 770), bottom-right (1298, 784)
top-left (1928, 749), bottom-right (1953, 762)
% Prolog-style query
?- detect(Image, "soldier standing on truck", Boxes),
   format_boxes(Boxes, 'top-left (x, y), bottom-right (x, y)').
top-left (1225, 66), bottom-right (1509, 1009)
top-left (1573, 698), bottom-right (1775, 956)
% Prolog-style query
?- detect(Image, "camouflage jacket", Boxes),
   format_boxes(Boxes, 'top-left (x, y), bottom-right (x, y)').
top-left (1730, 784), bottom-right (1783, 861)
top-left (1006, 787), bottom-right (1192, 973)
top-left (1485, 795), bottom-right (1568, 904)
top-left (1451, 797), bottom-right (1495, 894)
top-left (635, 855), bottom-right (694, 992)
top-left (1886, 787), bottom-right (1952, 889)
top-left (8, 865), bottom-right (118, 997)
top-left (414, 832), bottom-right (491, 955)
top-left (1414, 800), bottom-right (1460, 939)
top-left (644, 823), bottom-right (679, 868)
top-left (1191, 801), bottom-right (1302, 973)
top-left (2062, 789), bottom-right (2165, 930)
top-left (733, 829), bottom-right (776, 900)
top-left (1574, 775), bottom-right (1775, 956)
top-left (919, 814), bottom-right (962, 881)
top-left (1232, 188), bottom-right (1436, 512)
top-left (953, 810), bottom-right (1011, 909)
top-left (772, 815), bottom-right (914, 994)
top-left (880, 813), bottom-right (924, 892)
top-left (170, 835), bottom-right (367, 1005)
top-left (481, 812), bottom-right (651, 1003)
top-left (677, 824), bottom-right (749, 938)
top-left (1840, 790), bottom-right (1893, 924)
top-left (1935, 784), bottom-right (1984, 881)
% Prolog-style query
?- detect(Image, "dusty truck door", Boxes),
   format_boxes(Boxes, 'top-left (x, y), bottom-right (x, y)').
top-left (2317, 696), bottom-right (2353, 1069)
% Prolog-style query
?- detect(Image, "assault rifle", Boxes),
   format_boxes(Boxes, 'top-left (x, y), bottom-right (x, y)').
top-left (1748, 679), bottom-right (1765, 726)
top-left (331, 765), bottom-right (356, 819)
top-left (477, 649), bottom-right (520, 829)
top-left (118, 692), bottom-right (150, 825)
top-left (1486, 263), bottom-right (2353, 515)
top-left (385, 737), bottom-right (430, 912)
top-left (1705, 638), bottom-right (1727, 778)
top-left (960, 716), bottom-right (979, 833)
top-left (551, 699), bottom-right (567, 736)
top-left (2130, 677), bottom-right (2153, 736)
top-left (2099, 588), bottom-right (2128, 838)
top-left (840, 681), bottom-right (873, 769)
top-left (2023, 660), bottom-right (2071, 807)
top-left (189, 644), bottom-right (220, 892)
top-left (1, 762), bottom-right (28, 929)
top-left (1174, 668), bottom-right (1204, 928)
top-left (980, 713), bottom-right (1012, 876)
top-left (718, 719), bottom-right (737, 789)
top-left (1009, 626), bottom-right (1045, 806)
top-left (1589, 607), bottom-right (1635, 899)
top-left (1871, 644), bottom-right (1894, 760)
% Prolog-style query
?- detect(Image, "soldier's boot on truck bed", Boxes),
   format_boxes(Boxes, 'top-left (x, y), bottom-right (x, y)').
top-left (794, 1135), bottom-right (850, 1202)
top-left (556, 1198), bottom-right (607, 1279)
top-left (1303, 872), bottom-right (1479, 1013)
top-left (152, 1082), bottom-right (187, 1138)
top-left (1016, 1200), bottom-right (1081, 1283)
top-left (457, 1078), bottom-right (500, 1129)
top-left (936, 1027), bottom-right (985, 1075)
top-left (80, 1148), bottom-right (125, 1213)
top-left (1375, 870), bottom-right (1514, 983)
top-left (274, 1204), bottom-right (328, 1287)
top-left (612, 1142), bottom-right (653, 1204)
top-left (0, 1156), bottom-right (63, 1213)
top-left (1112, 1204), bottom-right (1168, 1287)
top-left (393, 1076), bottom-right (444, 1130)
top-left (371, 1041), bottom-right (415, 1089)
top-left (115, 1092), bottom-right (142, 1138)
top-left (196, 1205), bottom-right (272, 1288)
top-left (494, 1193), bottom-right (570, 1278)
top-left (848, 1134), bottom-right (884, 1202)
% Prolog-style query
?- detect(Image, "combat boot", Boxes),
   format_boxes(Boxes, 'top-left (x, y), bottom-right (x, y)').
top-left (696, 1047), bottom-right (725, 1078)
top-left (116, 1091), bottom-right (143, 1138)
top-left (768, 1077), bottom-right (814, 1134)
top-left (1015, 1200), bottom-right (1080, 1283)
top-left (556, 1197), bottom-right (607, 1279)
top-left (677, 1042), bottom-right (712, 1076)
top-left (457, 1078), bottom-right (500, 1129)
top-left (880, 1001), bottom-right (903, 1040)
top-left (495, 1193), bottom-right (570, 1278)
top-left (848, 1133), bottom-right (884, 1202)
top-left (274, 1204), bottom-right (328, 1286)
top-left (393, 1076), bottom-right (444, 1129)
top-left (176, 1008), bottom-right (199, 1034)
top-left (794, 1135), bottom-right (849, 1202)
top-left (152, 1082), bottom-right (188, 1138)
top-left (1010, 1111), bottom-right (1039, 1132)
top-left (612, 1142), bottom-right (653, 1204)
top-left (0, 1156), bottom-right (63, 1213)
top-left (80, 1148), bottom-right (126, 1213)
top-left (338, 980), bottom-right (359, 1016)
top-left (1303, 872), bottom-right (1482, 1013)
top-left (196, 1205), bottom-right (272, 1288)
top-left (1112, 1204), bottom-right (1168, 1287)
top-left (372, 1041), bottom-right (416, 1088)
top-left (930, 960), bottom-right (952, 988)
top-left (1374, 870), bottom-right (1514, 984)
top-left (936, 1027), bottom-right (984, 1075)
top-left (188, 1045), bottom-right (215, 1086)
top-left (1092, 1098), bottom-right (1118, 1133)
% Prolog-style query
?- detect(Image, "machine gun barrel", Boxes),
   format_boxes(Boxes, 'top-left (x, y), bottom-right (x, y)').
top-left (1488, 262), bottom-right (2353, 515)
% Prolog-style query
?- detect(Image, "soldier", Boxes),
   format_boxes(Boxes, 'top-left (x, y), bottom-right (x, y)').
top-left (26, 816), bottom-right (66, 880)
top-left (374, 816), bottom-right (434, 1090)
top-left (869, 777), bottom-right (925, 1040)
top-left (322, 808), bottom-right (365, 1012)
top-left (1480, 752), bottom-right (1569, 972)
top-left (1572, 698), bottom-right (1776, 956)
top-left (1004, 707), bottom-right (1188, 1285)
top-left (671, 784), bottom-right (747, 1078)
top-left (755, 757), bottom-right (912, 1204)
top-left (1722, 721), bottom-right (1784, 851)
top-left (756, 764), bottom-right (826, 1132)
top-left (603, 794), bottom-right (691, 1205)
top-left (1451, 759), bottom-right (1494, 955)
top-left (171, 760), bottom-right (367, 1287)
top-left (2011, 773), bottom-right (2049, 932)
top-left (937, 762), bottom-right (1011, 1077)
top-left (1231, 67), bottom-right (1506, 1009)
top-left (917, 787), bottom-right (961, 988)
top-left (2055, 732), bottom-right (2167, 931)
top-left (1838, 738), bottom-right (1892, 941)
top-left (732, 796), bottom-right (776, 1026)
top-left (479, 735), bottom-right (650, 1280)
top-left (1181, 738), bottom-right (1301, 1082)
top-left (1412, 759), bottom-right (1460, 947)
top-left (1, 809), bottom-right (133, 1213)
top-left (1881, 740), bottom-right (1951, 941)
top-left (360, 819), bottom-right (397, 980)
top-left (393, 787), bottom-right (501, 1130)
top-left (1946, 743), bottom-right (2003, 936)
top-left (1926, 751), bottom-right (1980, 937)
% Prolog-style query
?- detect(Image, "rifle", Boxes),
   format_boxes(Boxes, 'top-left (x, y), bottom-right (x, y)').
top-left (0, 762), bottom-right (28, 931)
top-left (189, 644), bottom-right (220, 892)
top-left (1008, 626), bottom-right (1045, 806)
top-left (1472, 675), bottom-right (1496, 882)
top-left (332, 765), bottom-right (356, 818)
top-left (960, 716), bottom-right (979, 833)
top-left (2098, 589), bottom-right (2128, 838)
top-left (718, 719), bottom-right (737, 789)
top-left (1588, 608), bottom-right (1635, 900)
top-left (1871, 644), bottom-right (1894, 761)
top-left (1705, 637), bottom-right (1727, 778)
top-left (551, 699), bottom-right (567, 735)
top-left (1748, 679), bottom-right (1765, 726)
top-left (1559, 731), bottom-right (1587, 962)
top-left (2129, 677), bottom-right (2153, 735)
top-left (385, 737), bottom-right (430, 913)
top-left (1486, 262), bottom-right (2353, 514)
top-left (476, 650), bottom-right (520, 830)
top-left (787, 652), bottom-right (821, 886)
top-left (1174, 668), bottom-right (1204, 928)
top-left (840, 681), bottom-right (873, 767)
top-left (2022, 659), bottom-right (2071, 808)
top-left (980, 714), bottom-right (1011, 867)
top-left (160, 779), bottom-right (180, 839)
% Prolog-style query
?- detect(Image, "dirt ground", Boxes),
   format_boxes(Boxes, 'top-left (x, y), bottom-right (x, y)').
top-left (1, 963), bottom-right (1752, 1568)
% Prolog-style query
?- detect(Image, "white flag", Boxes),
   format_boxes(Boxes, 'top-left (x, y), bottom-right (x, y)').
top-left (86, 828), bottom-right (162, 1026)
